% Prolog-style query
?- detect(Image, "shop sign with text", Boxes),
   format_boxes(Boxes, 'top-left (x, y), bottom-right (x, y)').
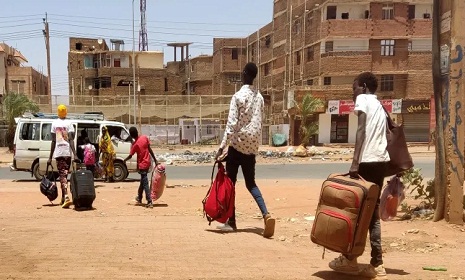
top-left (402, 100), bottom-right (431, 114)
top-left (327, 99), bottom-right (402, 114)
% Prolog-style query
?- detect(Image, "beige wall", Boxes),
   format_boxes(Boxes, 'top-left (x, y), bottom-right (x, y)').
top-left (136, 52), bottom-right (164, 69)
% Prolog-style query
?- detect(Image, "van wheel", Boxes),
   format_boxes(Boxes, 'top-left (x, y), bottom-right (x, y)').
top-left (113, 161), bottom-right (128, 182)
top-left (32, 162), bottom-right (44, 181)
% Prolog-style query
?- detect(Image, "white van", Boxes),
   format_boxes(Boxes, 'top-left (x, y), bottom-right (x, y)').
top-left (11, 112), bottom-right (140, 182)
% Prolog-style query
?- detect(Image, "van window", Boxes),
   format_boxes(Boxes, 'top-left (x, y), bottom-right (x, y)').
top-left (20, 122), bottom-right (41, 141)
top-left (107, 125), bottom-right (131, 142)
top-left (41, 123), bottom-right (52, 141)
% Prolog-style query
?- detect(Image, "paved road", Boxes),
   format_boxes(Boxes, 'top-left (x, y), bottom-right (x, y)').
top-left (1, 158), bottom-right (434, 182)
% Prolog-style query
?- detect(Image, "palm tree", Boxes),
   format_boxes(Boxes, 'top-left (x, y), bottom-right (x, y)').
top-left (3, 92), bottom-right (40, 151)
top-left (294, 94), bottom-right (324, 148)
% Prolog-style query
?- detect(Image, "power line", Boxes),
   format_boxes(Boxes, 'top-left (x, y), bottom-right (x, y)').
top-left (48, 18), bottom-right (258, 33)
top-left (48, 13), bottom-right (266, 26)
top-left (0, 14), bottom-right (42, 19)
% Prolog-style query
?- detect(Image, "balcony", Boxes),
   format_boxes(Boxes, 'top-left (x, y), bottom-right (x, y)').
top-left (320, 51), bottom-right (372, 75)
top-left (321, 20), bottom-right (372, 38)
top-left (408, 19), bottom-right (433, 37)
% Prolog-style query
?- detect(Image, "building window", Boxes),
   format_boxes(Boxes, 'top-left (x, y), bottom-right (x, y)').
top-left (191, 63), bottom-right (195, 72)
top-left (84, 56), bottom-right (93, 69)
top-left (325, 41), bottom-right (334, 52)
top-left (294, 19), bottom-right (301, 34)
top-left (327, 6), bottom-right (337, 20)
top-left (105, 54), bottom-right (111, 67)
top-left (164, 78), bottom-right (169, 92)
top-left (341, 12), bottom-right (349, 19)
top-left (380, 75), bottom-right (394, 91)
top-left (114, 58), bottom-right (121, 67)
top-left (324, 77), bottom-right (332, 85)
top-left (382, 4), bottom-right (394, 20)
top-left (264, 63), bottom-right (270, 76)
top-left (307, 11), bottom-right (314, 27)
top-left (408, 40), bottom-right (413, 51)
top-left (307, 79), bottom-right (314, 86)
top-left (265, 35), bottom-right (271, 48)
top-left (408, 5), bottom-right (416, 20)
top-left (100, 77), bottom-right (111, 88)
top-left (78, 60), bottom-right (81, 70)
top-left (296, 51), bottom-right (301, 65)
top-left (33, 82), bottom-right (37, 92)
top-left (307, 47), bottom-right (314, 61)
top-left (232, 48), bottom-right (239, 60)
top-left (381, 40), bottom-right (395, 56)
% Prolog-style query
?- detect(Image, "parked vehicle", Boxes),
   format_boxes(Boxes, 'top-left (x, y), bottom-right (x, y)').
top-left (10, 112), bottom-right (142, 182)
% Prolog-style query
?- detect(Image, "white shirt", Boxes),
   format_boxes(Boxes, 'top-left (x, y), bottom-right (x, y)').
top-left (354, 94), bottom-right (390, 163)
top-left (51, 118), bottom-right (75, 158)
top-left (220, 85), bottom-right (263, 155)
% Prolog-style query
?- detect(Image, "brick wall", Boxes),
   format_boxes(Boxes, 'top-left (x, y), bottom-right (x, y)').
top-left (7, 67), bottom-right (48, 100)
top-left (69, 37), bottom-right (108, 52)
top-left (370, 39), bottom-right (409, 72)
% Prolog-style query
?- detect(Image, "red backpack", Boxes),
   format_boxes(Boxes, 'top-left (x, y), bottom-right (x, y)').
top-left (202, 162), bottom-right (235, 225)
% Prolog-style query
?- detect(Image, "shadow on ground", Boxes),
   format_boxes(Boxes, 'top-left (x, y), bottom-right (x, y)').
top-left (206, 227), bottom-right (264, 237)
top-left (312, 267), bottom-right (409, 279)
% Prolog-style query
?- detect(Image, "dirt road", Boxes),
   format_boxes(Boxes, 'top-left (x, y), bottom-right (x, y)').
top-left (0, 178), bottom-right (463, 280)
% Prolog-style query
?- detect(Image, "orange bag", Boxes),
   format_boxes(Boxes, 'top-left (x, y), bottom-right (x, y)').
top-left (150, 164), bottom-right (167, 202)
top-left (380, 175), bottom-right (405, 221)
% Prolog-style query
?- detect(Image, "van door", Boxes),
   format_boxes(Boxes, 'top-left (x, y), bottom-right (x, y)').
top-left (15, 121), bottom-right (41, 170)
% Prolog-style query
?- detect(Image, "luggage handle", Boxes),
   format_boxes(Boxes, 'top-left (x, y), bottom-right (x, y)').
top-left (44, 163), bottom-right (58, 186)
top-left (339, 173), bottom-right (368, 183)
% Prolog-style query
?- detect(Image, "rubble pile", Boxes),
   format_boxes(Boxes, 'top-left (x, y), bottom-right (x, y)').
top-left (158, 150), bottom-right (216, 165)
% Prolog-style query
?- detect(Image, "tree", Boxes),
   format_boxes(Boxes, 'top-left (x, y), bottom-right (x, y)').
top-left (294, 94), bottom-right (324, 148)
top-left (3, 92), bottom-right (40, 151)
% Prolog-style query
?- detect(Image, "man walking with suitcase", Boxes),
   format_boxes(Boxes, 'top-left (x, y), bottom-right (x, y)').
top-left (47, 105), bottom-right (80, 209)
top-left (329, 72), bottom-right (389, 279)
top-left (124, 127), bottom-right (159, 208)
top-left (215, 62), bottom-right (276, 238)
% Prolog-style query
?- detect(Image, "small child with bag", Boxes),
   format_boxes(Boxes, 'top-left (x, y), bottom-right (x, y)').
top-left (80, 137), bottom-right (97, 173)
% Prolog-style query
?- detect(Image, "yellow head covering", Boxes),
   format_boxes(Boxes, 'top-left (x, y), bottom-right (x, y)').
top-left (57, 104), bottom-right (67, 119)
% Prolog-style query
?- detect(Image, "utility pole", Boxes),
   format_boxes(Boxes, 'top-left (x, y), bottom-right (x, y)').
top-left (43, 13), bottom-right (52, 110)
top-left (434, 0), bottom-right (465, 224)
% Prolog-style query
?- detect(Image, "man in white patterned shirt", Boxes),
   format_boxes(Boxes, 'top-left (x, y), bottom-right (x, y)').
top-left (215, 62), bottom-right (276, 238)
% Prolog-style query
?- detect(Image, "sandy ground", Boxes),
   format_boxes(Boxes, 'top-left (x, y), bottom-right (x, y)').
top-left (1, 177), bottom-right (464, 280)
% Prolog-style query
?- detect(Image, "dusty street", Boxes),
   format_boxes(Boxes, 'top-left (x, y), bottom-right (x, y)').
top-left (1, 177), bottom-right (464, 280)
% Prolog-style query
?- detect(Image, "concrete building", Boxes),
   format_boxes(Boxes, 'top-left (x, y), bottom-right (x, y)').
top-left (209, 0), bottom-right (434, 145)
top-left (67, 37), bottom-right (183, 105)
top-left (0, 43), bottom-right (48, 103)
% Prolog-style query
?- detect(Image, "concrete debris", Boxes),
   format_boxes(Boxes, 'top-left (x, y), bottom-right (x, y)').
top-left (158, 151), bottom-right (216, 164)
top-left (155, 147), bottom-right (355, 164)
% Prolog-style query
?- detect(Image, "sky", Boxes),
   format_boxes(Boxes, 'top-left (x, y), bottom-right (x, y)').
top-left (0, 0), bottom-right (273, 99)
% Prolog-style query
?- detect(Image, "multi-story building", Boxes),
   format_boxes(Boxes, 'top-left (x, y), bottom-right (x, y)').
top-left (67, 38), bottom-right (183, 102)
top-left (0, 43), bottom-right (49, 107)
top-left (210, 0), bottom-right (433, 144)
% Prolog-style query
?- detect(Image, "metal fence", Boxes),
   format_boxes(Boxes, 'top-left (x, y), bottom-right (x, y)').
top-left (1, 95), bottom-right (281, 146)
top-left (31, 95), bottom-right (233, 125)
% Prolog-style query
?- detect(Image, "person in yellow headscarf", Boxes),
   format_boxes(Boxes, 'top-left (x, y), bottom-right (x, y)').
top-left (99, 126), bottom-right (116, 182)
top-left (47, 104), bottom-right (79, 208)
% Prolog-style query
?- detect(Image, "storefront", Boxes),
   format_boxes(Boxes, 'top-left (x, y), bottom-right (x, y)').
top-left (401, 100), bottom-right (431, 142)
top-left (319, 99), bottom-right (402, 144)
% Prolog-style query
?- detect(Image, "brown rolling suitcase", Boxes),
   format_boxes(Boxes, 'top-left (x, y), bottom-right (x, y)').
top-left (311, 173), bottom-right (380, 257)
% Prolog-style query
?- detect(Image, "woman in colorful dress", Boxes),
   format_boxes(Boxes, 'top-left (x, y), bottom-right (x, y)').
top-left (99, 126), bottom-right (116, 182)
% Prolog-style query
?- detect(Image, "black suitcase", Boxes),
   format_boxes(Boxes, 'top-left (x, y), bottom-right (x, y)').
top-left (70, 165), bottom-right (96, 209)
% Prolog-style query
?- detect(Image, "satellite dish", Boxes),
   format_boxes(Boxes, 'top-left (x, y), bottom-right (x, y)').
top-left (97, 38), bottom-right (103, 45)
